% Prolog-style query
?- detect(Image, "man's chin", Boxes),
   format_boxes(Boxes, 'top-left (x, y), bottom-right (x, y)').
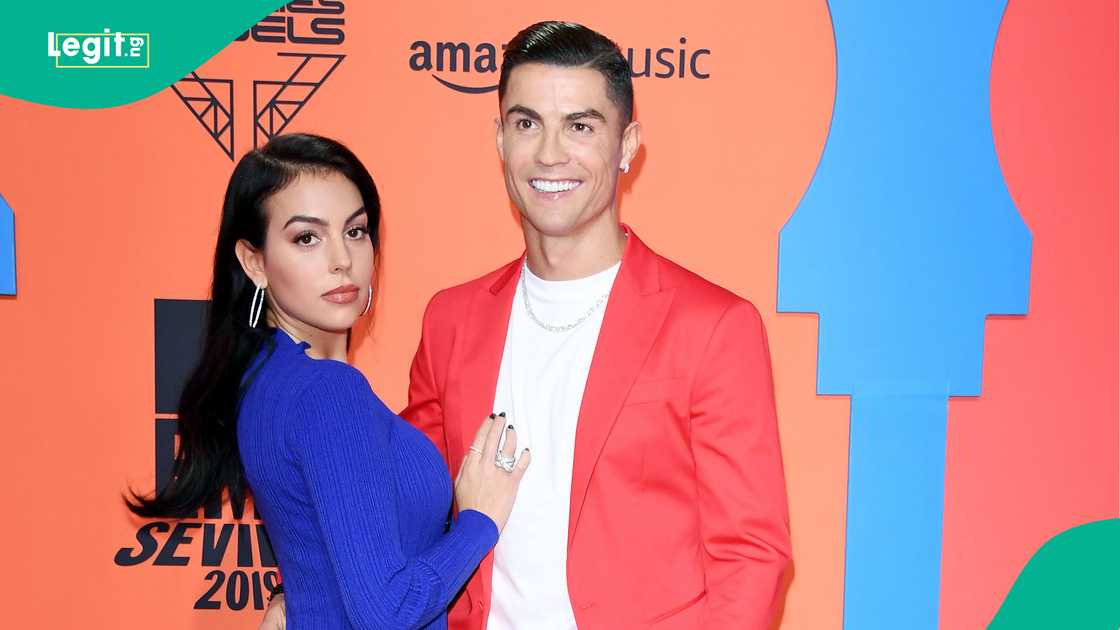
top-left (520, 211), bottom-right (587, 238)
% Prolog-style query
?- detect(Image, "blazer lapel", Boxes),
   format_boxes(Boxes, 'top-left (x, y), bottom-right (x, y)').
top-left (447, 256), bottom-right (521, 611)
top-left (567, 227), bottom-right (675, 547)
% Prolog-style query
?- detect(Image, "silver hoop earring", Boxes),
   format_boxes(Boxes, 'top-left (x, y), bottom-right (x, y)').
top-left (249, 285), bottom-right (266, 328)
top-left (620, 163), bottom-right (630, 174)
top-left (361, 285), bottom-right (373, 317)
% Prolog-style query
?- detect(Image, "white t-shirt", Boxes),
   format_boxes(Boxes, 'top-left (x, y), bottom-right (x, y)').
top-left (487, 260), bottom-right (621, 630)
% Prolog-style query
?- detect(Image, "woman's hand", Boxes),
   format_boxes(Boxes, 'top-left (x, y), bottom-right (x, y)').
top-left (454, 414), bottom-right (530, 532)
top-left (258, 592), bottom-right (285, 630)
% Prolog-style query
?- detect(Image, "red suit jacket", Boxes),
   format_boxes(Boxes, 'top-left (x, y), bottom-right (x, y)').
top-left (401, 227), bottom-right (791, 629)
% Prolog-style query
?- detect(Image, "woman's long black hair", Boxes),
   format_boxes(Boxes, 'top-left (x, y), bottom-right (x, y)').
top-left (127, 133), bottom-right (381, 518)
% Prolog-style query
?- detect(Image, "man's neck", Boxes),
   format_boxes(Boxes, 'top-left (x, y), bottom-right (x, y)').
top-left (523, 218), bottom-right (627, 281)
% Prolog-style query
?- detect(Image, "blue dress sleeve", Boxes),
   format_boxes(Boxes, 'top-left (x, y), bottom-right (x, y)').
top-left (288, 361), bottom-right (497, 629)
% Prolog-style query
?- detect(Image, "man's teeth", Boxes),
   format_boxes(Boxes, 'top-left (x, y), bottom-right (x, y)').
top-left (530, 179), bottom-right (581, 193)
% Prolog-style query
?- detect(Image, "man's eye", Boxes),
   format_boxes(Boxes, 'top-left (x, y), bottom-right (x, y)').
top-left (572, 122), bottom-right (592, 133)
top-left (517, 119), bottom-right (535, 130)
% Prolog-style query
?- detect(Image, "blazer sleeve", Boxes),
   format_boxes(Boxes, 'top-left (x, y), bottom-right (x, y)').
top-left (290, 362), bottom-right (498, 629)
top-left (688, 300), bottom-right (792, 627)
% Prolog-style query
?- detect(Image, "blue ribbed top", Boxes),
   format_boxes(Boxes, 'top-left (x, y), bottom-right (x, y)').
top-left (238, 329), bottom-right (498, 629)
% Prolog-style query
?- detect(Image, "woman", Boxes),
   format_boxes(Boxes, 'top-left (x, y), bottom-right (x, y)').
top-left (128, 133), bottom-right (529, 628)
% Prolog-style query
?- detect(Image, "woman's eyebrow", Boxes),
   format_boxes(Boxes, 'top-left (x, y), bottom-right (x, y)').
top-left (283, 207), bottom-right (366, 229)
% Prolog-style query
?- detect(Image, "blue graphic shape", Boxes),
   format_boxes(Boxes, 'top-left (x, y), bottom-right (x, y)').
top-left (0, 193), bottom-right (14, 295)
top-left (777, 2), bottom-right (1032, 628)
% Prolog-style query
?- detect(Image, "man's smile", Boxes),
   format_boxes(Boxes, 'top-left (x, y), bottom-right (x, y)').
top-left (529, 178), bottom-right (583, 194)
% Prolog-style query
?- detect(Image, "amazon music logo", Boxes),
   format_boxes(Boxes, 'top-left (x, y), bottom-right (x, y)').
top-left (409, 37), bottom-right (711, 94)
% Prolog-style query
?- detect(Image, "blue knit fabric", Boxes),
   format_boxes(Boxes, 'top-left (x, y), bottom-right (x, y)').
top-left (238, 329), bottom-right (498, 629)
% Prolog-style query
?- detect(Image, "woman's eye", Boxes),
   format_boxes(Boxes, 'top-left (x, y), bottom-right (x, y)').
top-left (346, 226), bottom-right (368, 239)
top-left (294, 232), bottom-right (319, 246)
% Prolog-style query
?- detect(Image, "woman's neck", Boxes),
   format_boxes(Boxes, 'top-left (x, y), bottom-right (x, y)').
top-left (269, 315), bottom-right (349, 362)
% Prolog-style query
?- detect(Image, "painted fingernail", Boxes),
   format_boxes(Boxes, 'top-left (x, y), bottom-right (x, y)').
top-left (489, 413), bottom-right (496, 419)
top-left (507, 424), bottom-right (515, 431)
top-left (498, 412), bottom-right (506, 417)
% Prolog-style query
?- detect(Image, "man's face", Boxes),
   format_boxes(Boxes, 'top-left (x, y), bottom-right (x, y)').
top-left (497, 63), bottom-right (640, 238)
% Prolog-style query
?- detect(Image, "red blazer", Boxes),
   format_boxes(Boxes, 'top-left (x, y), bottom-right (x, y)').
top-left (401, 227), bottom-right (791, 629)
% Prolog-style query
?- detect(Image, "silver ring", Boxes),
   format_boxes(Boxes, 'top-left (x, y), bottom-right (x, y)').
top-left (494, 454), bottom-right (516, 473)
top-left (468, 446), bottom-right (483, 455)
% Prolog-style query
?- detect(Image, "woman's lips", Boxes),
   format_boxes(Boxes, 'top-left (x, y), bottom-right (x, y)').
top-left (322, 285), bottom-right (359, 304)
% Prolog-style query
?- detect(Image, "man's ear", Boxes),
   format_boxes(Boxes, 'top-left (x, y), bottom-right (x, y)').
top-left (495, 117), bottom-right (505, 162)
top-left (620, 120), bottom-right (642, 171)
top-left (234, 239), bottom-right (268, 288)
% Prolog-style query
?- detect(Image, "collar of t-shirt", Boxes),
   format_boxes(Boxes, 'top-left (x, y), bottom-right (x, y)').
top-left (521, 261), bottom-right (621, 313)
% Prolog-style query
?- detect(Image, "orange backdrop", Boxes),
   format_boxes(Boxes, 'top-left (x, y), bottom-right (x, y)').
top-left (0, 1), bottom-right (1114, 628)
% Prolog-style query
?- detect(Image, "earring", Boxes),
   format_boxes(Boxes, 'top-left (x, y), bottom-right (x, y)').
top-left (249, 285), bottom-right (266, 328)
top-left (361, 285), bottom-right (373, 316)
top-left (620, 163), bottom-right (630, 174)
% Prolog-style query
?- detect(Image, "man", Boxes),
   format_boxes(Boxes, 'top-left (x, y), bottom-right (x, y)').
top-left (264, 20), bottom-right (790, 629)
top-left (405, 21), bottom-right (790, 629)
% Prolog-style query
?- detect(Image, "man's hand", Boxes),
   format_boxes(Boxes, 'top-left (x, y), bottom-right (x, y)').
top-left (258, 593), bottom-right (285, 630)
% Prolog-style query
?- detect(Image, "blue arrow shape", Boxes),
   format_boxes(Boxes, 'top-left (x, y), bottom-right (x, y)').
top-left (0, 192), bottom-right (14, 295)
top-left (778, 2), bottom-right (1032, 627)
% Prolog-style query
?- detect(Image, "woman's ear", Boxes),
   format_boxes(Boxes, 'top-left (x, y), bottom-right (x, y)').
top-left (234, 239), bottom-right (268, 288)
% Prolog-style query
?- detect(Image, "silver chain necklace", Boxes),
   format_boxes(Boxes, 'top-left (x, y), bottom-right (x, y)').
top-left (520, 263), bottom-right (610, 333)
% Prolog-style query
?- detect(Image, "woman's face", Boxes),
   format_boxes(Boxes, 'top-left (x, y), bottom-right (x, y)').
top-left (240, 170), bottom-right (375, 338)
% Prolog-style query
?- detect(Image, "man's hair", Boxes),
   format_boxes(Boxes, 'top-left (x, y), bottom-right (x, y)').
top-left (499, 21), bottom-right (634, 124)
